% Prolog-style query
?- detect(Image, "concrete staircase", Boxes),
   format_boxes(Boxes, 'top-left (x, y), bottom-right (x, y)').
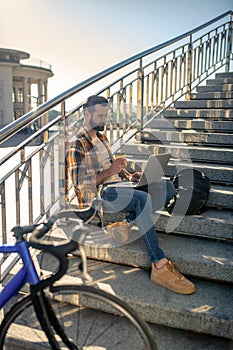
top-left (64, 72), bottom-right (233, 349)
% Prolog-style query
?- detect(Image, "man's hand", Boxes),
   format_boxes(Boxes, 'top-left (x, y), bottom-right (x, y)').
top-left (96, 158), bottom-right (127, 185)
top-left (111, 158), bottom-right (127, 174)
top-left (129, 172), bottom-right (142, 182)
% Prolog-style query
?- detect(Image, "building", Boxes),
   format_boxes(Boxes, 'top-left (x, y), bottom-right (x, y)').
top-left (0, 48), bottom-right (53, 128)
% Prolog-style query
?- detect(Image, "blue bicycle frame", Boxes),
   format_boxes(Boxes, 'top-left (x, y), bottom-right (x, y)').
top-left (0, 240), bottom-right (40, 309)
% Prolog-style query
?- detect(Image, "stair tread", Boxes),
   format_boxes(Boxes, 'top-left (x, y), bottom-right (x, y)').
top-left (127, 156), bottom-right (233, 170)
top-left (124, 139), bottom-right (233, 153)
top-left (155, 208), bottom-right (233, 240)
top-left (174, 99), bottom-right (233, 109)
top-left (147, 119), bottom-right (233, 131)
top-left (141, 128), bottom-right (233, 145)
top-left (122, 141), bottom-right (233, 167)
top-left (197, 84), bottom-right (233, 92)
top-left (80, 224), bottom-right (233, 282)
top-left (191, 92), bottom-right (233, 99)
top-left (163, 108), bottom-right (233, 119)
top-left (63, 258), bottom-right (233, 339)
top-left (150, 324), bottom-right (233, 350)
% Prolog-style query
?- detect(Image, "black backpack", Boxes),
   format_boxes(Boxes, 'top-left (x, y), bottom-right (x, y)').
top-left (166, 169), bottom-right (211, 215)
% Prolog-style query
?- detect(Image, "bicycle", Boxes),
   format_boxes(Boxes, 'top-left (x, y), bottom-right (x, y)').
top-left (0, 208), bottom-right (157, 349)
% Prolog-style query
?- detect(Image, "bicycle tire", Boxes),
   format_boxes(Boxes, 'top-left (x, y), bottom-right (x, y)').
top-left (0, 284), bottom-right (157, 350)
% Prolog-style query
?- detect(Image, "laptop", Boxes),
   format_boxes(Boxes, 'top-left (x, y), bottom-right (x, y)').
top-left (107, 153), bottom-right (171, 189)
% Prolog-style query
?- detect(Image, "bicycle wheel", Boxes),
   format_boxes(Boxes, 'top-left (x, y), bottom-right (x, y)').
top-left (0, 284), bottom-right (157, 350)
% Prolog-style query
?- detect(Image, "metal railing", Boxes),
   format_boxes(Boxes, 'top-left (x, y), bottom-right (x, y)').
top-left (0, 11), bottom-right (232, 260)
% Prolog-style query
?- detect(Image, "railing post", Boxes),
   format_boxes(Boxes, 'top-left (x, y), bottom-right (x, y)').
top-left (186, 34), bottom-right (193, 100)
top-left (0, 183), bottom-right (7, 243)
top-left (136, 58), bottom-right (144, 141)
top-left (225, 13), bottom-right (232, 73)
top-left (60, 101), bottom-right (67, 209)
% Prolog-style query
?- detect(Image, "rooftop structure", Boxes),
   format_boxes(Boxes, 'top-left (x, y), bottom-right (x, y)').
top-left (0, 48), bottom-right (53, 128)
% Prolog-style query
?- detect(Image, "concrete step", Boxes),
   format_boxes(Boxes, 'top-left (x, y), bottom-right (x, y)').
top-left (81, 226), bottom-right (233, 283)
top-left (162, 107), bottom-right (233, 119)
top-left (122, 141), bottom-right (233, 164)
top-left (140, 128), bottom-right (233, 146)
top-left (4, 303), bottom-right (233, 350)
top-left (190, 91), bottom-right (233, 99)
top-left (147, 118), bottom-right (233, 132)
top-left (127, 156), bottom-right (233, 185)
top-left (174, 99), bottom-right (233, 109)
top-left (5, 305), bottom-right (233, 350)
top-left (126, 161), bottom-right (233, 209)
top-left (154, 208), bottom-right (233, 241)
top-left (207, 77), bottom-right (233, 85)
top-left (97, 206), bottom-right (233, 241)
top-left (197, 83), bottom-right (233, 92)
top-left (64, 258), bottom-right (233, 340)
top-left (216, 72), bottom-right (233, 79)
top-left (121, 143), bottom-right (233, 207)
top-left (166, 161), bottom-right (233, 185)
top-left (207, 184), bottom-right (233, 209)
top-left (149, 324), bottom-right (233, 350)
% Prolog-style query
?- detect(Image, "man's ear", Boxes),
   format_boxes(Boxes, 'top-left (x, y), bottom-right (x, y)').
top-left (84, 109), bottom-right (91, 122)
top-left (84, 109), bottom-right (88, 118)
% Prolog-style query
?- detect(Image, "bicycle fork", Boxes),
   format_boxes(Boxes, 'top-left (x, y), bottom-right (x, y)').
top-left (31, 289), bottom-right (78, 349)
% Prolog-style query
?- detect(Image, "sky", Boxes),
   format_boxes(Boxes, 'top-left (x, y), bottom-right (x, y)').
top-left (1, 0), bottom-right (232, 101)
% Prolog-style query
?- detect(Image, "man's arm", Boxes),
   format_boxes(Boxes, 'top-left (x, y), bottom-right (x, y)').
top-left (96, 158), bottom-right (128, 185)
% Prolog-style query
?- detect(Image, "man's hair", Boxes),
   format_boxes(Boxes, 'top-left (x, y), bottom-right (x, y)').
top-left (83, 95), bottom-right (108, 114)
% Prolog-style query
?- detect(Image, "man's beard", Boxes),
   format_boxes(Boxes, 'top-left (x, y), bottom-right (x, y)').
top-left (90, 118), bottom-right (105, 131)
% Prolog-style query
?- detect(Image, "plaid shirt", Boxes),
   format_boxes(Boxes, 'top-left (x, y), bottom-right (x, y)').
top-left (66, 128), bottom-right (117, 209)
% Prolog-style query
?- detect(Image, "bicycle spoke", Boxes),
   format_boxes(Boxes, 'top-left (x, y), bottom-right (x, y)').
top-left (0, 286), bottom-right (157, 349)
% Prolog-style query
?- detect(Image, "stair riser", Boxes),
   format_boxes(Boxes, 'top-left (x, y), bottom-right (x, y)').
top-left (175, 100), bottom-right (233, 109)
top-left (84, 232), bottom-right (233, 283)
top-left (148, 119), bottom-right (233, 132)
top-left (128, 159), bottom-right (233, 184)
top-left (216, 73), bottom-right (233, 79)
top-left (207, 78), bottom-right (233, 85)
top-left (166, 164), bottom-right (233, 184)
top-left (163, 109), bottom-right (233, 119)
top-left (191, 92), bottom-right (233, 99)
top-left (207, 191), bottom-right (233, 209)
top-left (197, 84), bottom-right (233, 92)
top-left (125, 144), bottom-right (233, 207)
top-left (70, 258), bottom-right (233, 340)
top-left (154, 211), bottom-right (233, 241)
top-left (140, 304), bottom-right (233, 340)
top-left (141, 130), bottom-right (233, 146)
top-left (123, 143), bottom-right (233, 164)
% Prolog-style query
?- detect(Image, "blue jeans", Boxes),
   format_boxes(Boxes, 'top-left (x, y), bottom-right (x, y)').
top-left (101, 180), bottom-right (176, 263)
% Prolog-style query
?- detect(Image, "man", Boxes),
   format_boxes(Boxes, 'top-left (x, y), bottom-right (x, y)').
top-left (66, 95), bottom-right (195, 295)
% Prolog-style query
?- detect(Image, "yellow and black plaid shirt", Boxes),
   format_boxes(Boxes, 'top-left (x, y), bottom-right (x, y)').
top-left (66, 128), bottom-right (115, 209)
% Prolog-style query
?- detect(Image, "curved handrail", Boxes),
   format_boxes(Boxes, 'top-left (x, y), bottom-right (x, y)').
top-left (0, 10), bottom-right (232, 144)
